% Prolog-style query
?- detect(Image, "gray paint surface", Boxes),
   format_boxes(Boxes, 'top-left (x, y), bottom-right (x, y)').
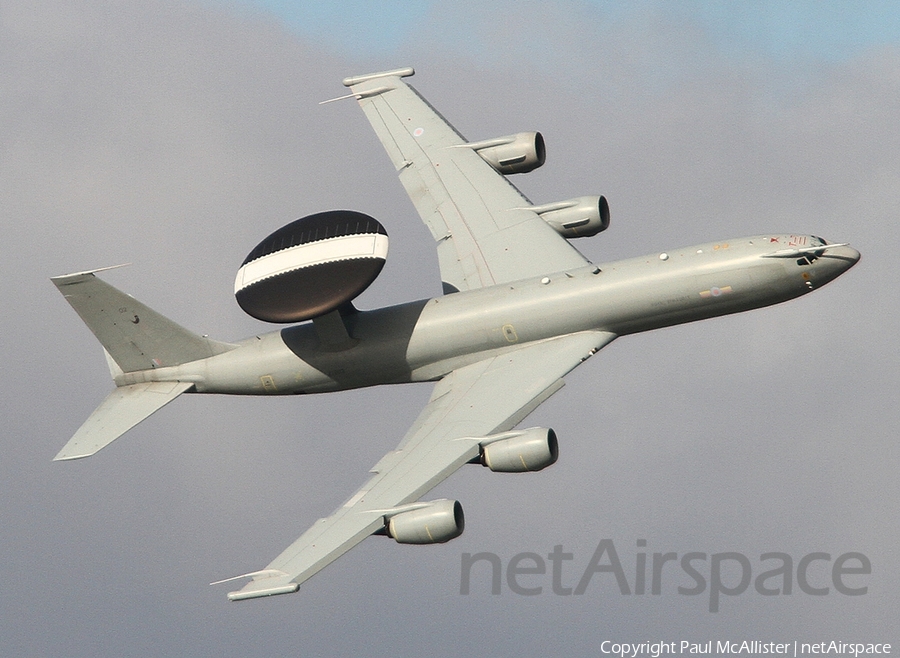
top-left (52, 69), bottom-right (859, 601)
top-left (1, 2), bottom-right (895, 655)
top-left (53, 68), bottom-right (856, 596)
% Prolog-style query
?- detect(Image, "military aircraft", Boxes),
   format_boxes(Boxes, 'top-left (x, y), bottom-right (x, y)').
top-left (52, 67), bottom-right (859, 601)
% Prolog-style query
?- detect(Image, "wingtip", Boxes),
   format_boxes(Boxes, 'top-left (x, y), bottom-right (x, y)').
top-left (342, 67), bottom-right (414, 88)
top-left (226, 583), bottom-right (299, 601)
top-left (211, 569), bottom-right (299, 601)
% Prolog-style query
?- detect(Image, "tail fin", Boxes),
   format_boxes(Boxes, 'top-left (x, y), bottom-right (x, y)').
top-left (52, 269), bottom-right (235, 373)
top-left (52, 268), bottom-right (237, 460)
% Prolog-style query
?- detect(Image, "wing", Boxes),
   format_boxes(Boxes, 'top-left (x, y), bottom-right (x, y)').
top-left (340, 67), bottom-right (591, 293)
top-left (219, 330), bottom-right (616, 600)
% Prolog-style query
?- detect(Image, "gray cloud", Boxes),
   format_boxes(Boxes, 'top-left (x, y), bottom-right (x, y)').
top-left (1, 1), bottom-right (895, 655)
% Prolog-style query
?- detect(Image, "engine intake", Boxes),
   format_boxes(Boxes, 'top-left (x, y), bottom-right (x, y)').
top-left (480, 427), bottom-right (559, 473)
top-left (532, 196), bottom-right (610, 238)
top-left (468, 132), bottom-right (546, 174)
top-left (386, 499), bottom-right (465, 544)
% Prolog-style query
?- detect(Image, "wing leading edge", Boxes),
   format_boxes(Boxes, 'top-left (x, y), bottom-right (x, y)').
top-left (341, 67), bottom-right (592, 293)
top-left (220, 330), bottom-right (616, 600)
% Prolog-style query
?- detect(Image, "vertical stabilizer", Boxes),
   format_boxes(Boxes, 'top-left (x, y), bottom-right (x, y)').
top-left (52, 271), bottom-right (235, 374)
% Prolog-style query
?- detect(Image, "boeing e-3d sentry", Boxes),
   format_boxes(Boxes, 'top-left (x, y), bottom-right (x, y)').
top-left (52, 67), bottom-right (859, 601)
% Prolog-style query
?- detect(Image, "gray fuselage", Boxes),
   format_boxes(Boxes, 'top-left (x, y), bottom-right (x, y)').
top-left (115, 234), bottom-right (859, 396)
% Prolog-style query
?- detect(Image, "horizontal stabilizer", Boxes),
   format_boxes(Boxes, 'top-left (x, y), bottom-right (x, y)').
top-left (54, 381), bottom-right (193, 461)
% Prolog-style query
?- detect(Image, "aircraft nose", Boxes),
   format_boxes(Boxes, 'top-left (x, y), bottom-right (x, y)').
top-left (814, 243), bottom-right (860, 286)
top-left (827, 244), bottom-right (861, 268)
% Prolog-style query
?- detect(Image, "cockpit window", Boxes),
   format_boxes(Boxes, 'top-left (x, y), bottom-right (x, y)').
top-left (796, 239), bottom-right (827, 266)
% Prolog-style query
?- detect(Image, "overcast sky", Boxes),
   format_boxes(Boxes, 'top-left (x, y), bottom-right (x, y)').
top-left (1, 2), bottom-right (897, 655)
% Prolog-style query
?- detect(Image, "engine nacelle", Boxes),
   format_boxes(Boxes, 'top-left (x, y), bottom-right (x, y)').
top-left (469, 132), bottom-right (546, 174)
top-left (481, 427), bottom-right (559, 473)
top-left (532, 195), bottom-right (610, 238)
top-left (386, 499), bottom-right (465, 544)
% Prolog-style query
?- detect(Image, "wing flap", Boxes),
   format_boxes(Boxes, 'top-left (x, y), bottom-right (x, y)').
top-left (222, 330), bottom-right (615, 600)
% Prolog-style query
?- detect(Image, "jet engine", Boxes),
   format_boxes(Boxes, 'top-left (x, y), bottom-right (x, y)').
top-left (532, 196), bottom-right (610, 238)
top-left (480, 427), bottom-right (559, 473)
top-left (234, 210), bottom-right (388, 323)
top-left (468, 132), bottom-right (546, 174)
top-left (386, 499), bottom-right (465, 544)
